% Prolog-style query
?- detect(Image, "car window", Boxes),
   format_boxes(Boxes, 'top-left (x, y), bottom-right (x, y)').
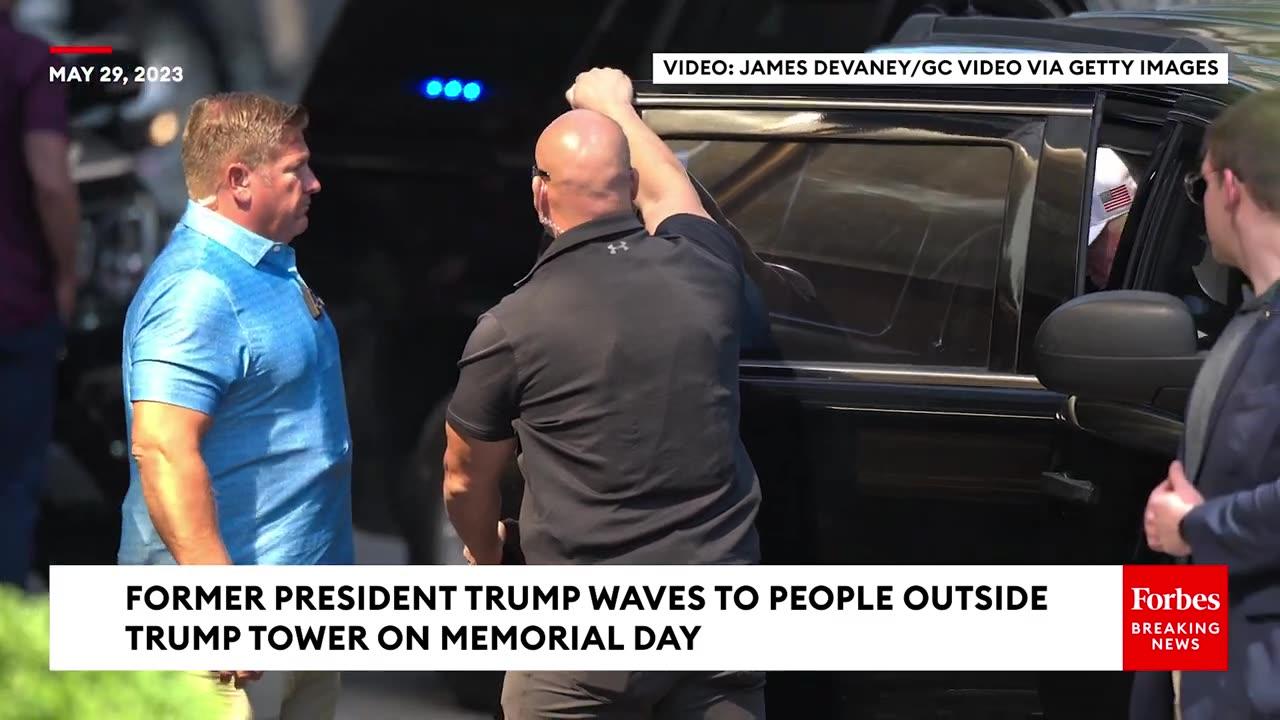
top-left (671, 138), bottom-right (1012, 367)
top-left (1083, 146), bottom-right (1143, 294)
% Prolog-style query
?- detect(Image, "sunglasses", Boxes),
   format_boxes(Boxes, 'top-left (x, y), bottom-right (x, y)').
top-left (1184, 170), bottom-right (1206, 206)
top-left (532, 164), bottom-right (550, 181)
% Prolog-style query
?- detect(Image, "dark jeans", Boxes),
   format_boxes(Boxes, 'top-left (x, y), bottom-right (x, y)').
top-left (0, 316), bottom-right (62, 588)
top-left (501, 670), bottom-right (766, 720)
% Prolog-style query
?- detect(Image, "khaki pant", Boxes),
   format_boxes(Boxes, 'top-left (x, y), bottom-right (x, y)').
top-left (1173, 670), bottom-right (1182, 720)
top-left (195, 670), bottom-right (342, 720)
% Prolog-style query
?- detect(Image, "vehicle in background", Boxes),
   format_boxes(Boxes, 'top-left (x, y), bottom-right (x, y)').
top-left (637, 6), bottom-right (1274, 716)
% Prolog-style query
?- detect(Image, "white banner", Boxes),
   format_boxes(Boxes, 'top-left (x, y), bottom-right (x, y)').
top-left (48, 565), bottom-right (1123, 672)
top-left (651, 52), bottom-right (1229, 85)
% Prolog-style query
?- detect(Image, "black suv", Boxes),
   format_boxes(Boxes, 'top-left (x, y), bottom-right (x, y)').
top-left (306, 3), bottom-right (1277, 718)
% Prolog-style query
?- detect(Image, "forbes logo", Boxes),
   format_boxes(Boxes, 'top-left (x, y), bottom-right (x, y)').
top-left (1130, 587), bottom-right (1222, 612)
top-left (1122, 565), bottom-right (1229, 672)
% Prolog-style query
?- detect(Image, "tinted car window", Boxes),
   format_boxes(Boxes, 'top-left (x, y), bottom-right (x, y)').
top-left (671, 139), bottom-right (1012, 367)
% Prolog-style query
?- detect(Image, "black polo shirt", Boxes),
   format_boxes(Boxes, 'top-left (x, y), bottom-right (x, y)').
top-left (447, 211), bottom-right (762, 565)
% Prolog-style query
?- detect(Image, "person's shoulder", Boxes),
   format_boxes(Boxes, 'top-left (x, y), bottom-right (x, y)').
top-left (157, 227), bottom-right (247, 275)
top-left (473, 308), bottom-right (507, 334)
top-left (0, 20), bottom-right (51, 52)
top-left (653, 213), bottom-right (740, 266)
top-left (484, 285), bottom-right (538, 326)
top-left (1252, 305), bottom-right (1280, 353)
top-left (5, 26), bottom-right (56, 78)
top-left (18, 28), bottom-right (51, 53)
top-left (1234, 307), bottom-right (1280, 388)
top-left (130, 249), bottom-right (236, 321)
top-left (653, 212), bottom-right (724, 240)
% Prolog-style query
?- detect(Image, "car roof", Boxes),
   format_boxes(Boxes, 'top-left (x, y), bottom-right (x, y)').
top-left (884, 4), bottom-right (1280, 99)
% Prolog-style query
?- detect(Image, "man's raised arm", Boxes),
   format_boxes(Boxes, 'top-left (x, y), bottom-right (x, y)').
top-left (566, 68), bottom-right (708, 234)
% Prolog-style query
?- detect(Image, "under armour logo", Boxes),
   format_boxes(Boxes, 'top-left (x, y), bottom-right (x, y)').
top-left (607, 241), bottom-right (629, 254)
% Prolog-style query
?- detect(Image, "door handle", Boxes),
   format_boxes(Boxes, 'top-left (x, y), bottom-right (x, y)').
top-left (1040, 471), bottom-right (1098, 504)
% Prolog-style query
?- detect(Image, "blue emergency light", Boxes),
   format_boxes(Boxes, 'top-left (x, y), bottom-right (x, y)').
top-left (419, 77), bottom-right (484, 102)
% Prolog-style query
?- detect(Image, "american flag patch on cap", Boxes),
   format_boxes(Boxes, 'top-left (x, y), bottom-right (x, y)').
top-left (1100, 184), bottom-right (1132, 213)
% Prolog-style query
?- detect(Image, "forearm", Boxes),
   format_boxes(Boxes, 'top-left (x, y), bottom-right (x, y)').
top-left (135, 446), bottom-right (231, 565)
top-left (34, 184), bottom-right (80, 280)
top-left (1181, 479), bottom-right (1280, 574)
top-left (443, 464), bottom-right (503, 563)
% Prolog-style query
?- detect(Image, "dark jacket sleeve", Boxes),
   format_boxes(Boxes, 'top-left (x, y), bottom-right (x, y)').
top-left (1181, 374), bottom-right (1280, 575)
top-left (1181, 478), bottom-right (1280, 575)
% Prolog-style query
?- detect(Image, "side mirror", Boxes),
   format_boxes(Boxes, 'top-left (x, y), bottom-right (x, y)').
top-left (1035, 291), bottom-right (1204, 414)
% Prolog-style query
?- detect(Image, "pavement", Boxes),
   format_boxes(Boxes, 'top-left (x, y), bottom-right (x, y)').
top-left (336, 530), bottom-right (493, 720)
top-left (28, 527), bottom-right (489, 718)
top-left (31, 459), bottom-right (490, 719)
top-left (335, 669), bottom-right (491, 720)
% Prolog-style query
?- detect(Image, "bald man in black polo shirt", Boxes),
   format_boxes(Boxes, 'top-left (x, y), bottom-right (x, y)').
top-left (442, 68), bottom-right (767, 719)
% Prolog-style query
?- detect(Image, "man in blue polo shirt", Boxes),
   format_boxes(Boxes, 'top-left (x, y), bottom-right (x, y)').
top-left (119, 92), bottom-right (349, 719)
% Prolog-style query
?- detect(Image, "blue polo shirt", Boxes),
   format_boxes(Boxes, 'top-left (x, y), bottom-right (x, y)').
top-left (118, 201), bottom-right (354, 565)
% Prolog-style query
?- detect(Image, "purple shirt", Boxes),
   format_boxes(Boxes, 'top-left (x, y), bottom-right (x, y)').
top-left (0, 10), bottom-right (68, 332)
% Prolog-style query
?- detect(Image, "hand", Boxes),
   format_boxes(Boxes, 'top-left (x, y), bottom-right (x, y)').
top-left (1144, 461), bottom-right (1204, 557)
top-left (463, 521), bottom-right (506, 566)
top-left (215, 670), bottom-right (262, 688)
top-left (1167, 460), bottom-right (1204, 505)
top-left (565, 67), bottom-right (633, 116)
top-left (55, 272), bottom-right (77, 325)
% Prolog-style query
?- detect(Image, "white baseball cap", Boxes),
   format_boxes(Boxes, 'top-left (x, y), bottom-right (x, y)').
top-left (1089, 147), bottom-right (1138, 246)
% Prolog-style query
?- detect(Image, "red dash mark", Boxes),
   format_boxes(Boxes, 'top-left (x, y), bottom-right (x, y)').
top-left (50, 46), bottom-right (113, 55)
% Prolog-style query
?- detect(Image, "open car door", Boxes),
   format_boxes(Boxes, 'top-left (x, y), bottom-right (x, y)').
top-left (636, 84), bottom-right (1153, 718)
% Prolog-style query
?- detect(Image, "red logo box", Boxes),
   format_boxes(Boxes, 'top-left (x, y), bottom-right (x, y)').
top-left (1123, 564), bottom-right (1229, 671)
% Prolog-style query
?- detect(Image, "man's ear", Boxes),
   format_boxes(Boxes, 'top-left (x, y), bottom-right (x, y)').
top-left (1222, 168), bottom-right (1244, 214)
top-left (228, 164), bottom-right (253, 204)
top-left (630, 168), bottom-right (639, 204)
top-left (533, 177), bottom-right (547, 222)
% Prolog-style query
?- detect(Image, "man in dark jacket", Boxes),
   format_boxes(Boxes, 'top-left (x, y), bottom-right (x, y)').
top-left (1137, 89), bottom-right (1280, 719)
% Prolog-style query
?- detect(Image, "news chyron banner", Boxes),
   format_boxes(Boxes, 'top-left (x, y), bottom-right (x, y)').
top-left (48, 565), bottom-right (1226, 672)
top-left (651, 52), bottom-right (1229, 85)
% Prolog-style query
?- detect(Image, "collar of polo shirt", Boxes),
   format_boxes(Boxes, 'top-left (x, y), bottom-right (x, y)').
top-left (514, 211), bottom-right (644, 288)
top-left (179, 200), bottom-right (292, 267)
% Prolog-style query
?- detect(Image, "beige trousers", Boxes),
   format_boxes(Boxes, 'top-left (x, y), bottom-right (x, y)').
top-left (197, 670), bottom-right (341, 720)
top-left (1173, 670), bottom-right (1182, 720)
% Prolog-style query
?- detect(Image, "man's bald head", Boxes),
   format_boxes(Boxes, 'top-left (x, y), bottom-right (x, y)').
top-left (532, 109), bottom-right (636, 234)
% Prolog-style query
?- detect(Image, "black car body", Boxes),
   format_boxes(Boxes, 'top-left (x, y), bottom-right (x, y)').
top-left (636, 7), bottom-right (1277, 717)
top-left (37, 1), bottom-right (1265, 717)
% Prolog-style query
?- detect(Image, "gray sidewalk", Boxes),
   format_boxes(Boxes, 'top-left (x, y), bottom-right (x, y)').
top-left (337, 530), bottom-right (491, 720)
